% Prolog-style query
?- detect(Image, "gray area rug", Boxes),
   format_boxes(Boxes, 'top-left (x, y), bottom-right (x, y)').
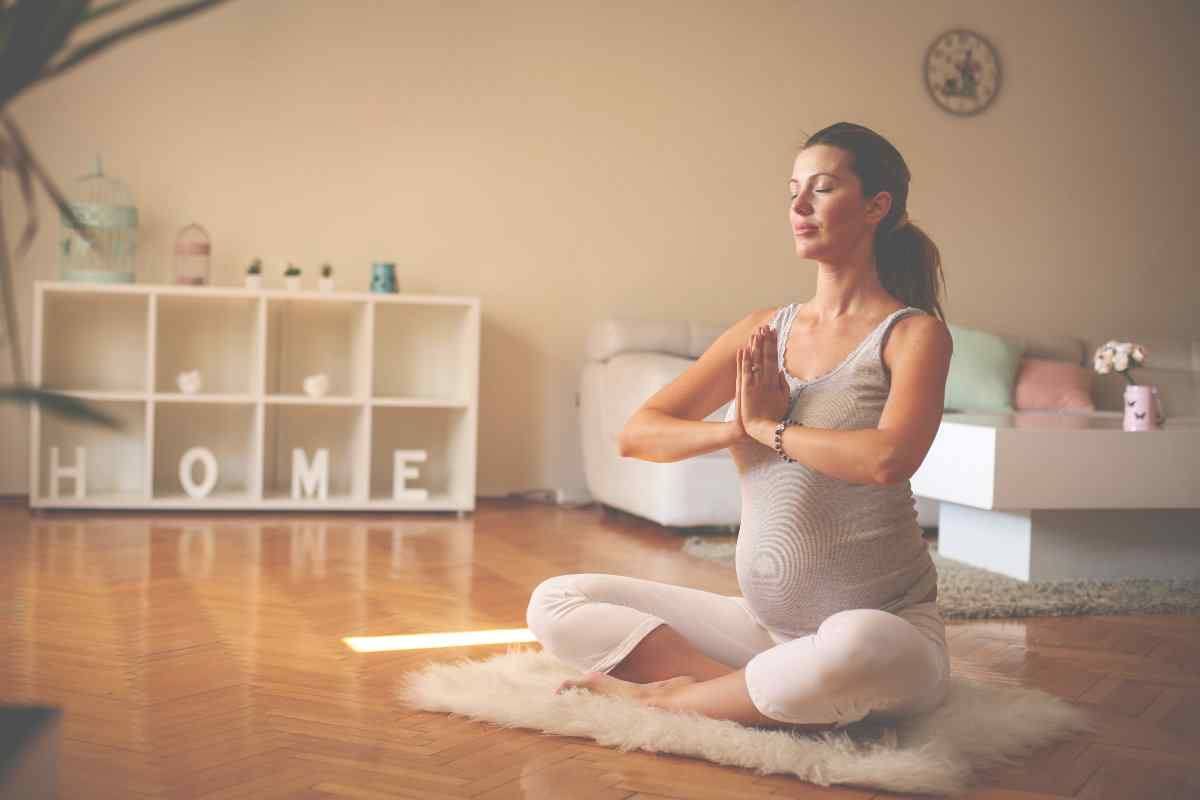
top-left (681, 536), bottom-right (1200, 620)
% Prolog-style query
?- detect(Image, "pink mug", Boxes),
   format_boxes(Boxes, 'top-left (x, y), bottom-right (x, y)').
top-left (1123, 385), bottom-right (1164, 431)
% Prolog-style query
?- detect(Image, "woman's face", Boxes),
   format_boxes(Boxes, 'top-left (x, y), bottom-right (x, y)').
top-left (789, 144), bottom-right (889, 262)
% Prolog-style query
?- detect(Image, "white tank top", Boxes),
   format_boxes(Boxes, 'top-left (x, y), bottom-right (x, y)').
top-left (722, 302), bottom-right (938, 636)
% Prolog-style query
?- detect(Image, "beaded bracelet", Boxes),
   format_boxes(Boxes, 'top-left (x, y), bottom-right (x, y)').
top-left (773, 419), bottom-right (801, 463)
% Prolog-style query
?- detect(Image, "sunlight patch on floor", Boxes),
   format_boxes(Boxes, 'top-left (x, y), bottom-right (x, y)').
top-left (343, 628), bottom-right (537, 652)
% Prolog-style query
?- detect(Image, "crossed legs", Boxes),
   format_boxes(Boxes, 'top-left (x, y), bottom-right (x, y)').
top-left (527, 573), bottom-right (949, 731)
top-left (556, 623), bottom-right (817, 729)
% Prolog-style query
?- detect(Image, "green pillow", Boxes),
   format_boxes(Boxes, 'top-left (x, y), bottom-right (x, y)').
top-left (944, 324), bottom-right (1023, 412)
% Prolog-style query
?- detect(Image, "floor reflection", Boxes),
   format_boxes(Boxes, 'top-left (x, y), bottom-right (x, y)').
top-left (24, 517), bottom-right (476, 589)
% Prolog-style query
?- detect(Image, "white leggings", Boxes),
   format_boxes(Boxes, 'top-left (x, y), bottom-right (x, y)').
top-left (526, 573), bottom-right (950, 727)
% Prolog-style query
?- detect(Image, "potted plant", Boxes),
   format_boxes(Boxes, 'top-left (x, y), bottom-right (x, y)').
top-left (245, 258), bottom-right (262, 289)
top-left (284, 263), bottom-right (302, 291)
top-left (318, 263), bottom-right (334, 293)
top-left (0, 1), bottom-right (231, 430)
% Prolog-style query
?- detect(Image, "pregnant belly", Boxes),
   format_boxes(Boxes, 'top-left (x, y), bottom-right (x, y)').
top-left (735, 530), bottom-right (829, 630)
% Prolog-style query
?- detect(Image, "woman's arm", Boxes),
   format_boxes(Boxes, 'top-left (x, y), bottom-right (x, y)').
top-left (744, 315), bottom-right (953, 485)
top-left (620, 410), bottom-right (742, 463)
top-left (618, 307), bottom-right (778, 463)
top-left (745, 422), bottom-right (891, 485)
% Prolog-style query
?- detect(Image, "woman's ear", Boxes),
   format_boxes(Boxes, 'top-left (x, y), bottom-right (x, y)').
top-left (866, 190), bottom-right (892, 226)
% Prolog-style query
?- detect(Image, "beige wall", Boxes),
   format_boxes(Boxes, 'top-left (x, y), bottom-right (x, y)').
top-left (2, 0), bottom-right (1198, 498)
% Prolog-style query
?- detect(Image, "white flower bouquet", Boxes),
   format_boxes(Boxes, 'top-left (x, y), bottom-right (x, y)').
top-left (1093, 340), bottom-right (1147, 385)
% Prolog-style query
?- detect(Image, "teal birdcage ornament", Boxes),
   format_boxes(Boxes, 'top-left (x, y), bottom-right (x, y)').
top-left (58, 155), bottom-right (138, 283)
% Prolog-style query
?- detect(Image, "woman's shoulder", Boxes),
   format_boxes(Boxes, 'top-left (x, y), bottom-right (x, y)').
top-left (745, 304), bottom-right (792, 330)
top-left (881, 310), bottom-right (952, 372)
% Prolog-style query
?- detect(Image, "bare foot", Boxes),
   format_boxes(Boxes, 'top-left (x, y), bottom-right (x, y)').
top-left (555, 671), bottom-right (696, 704)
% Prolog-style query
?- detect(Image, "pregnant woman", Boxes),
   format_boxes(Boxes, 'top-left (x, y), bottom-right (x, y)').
top-left (527, 121), bottom-right (953, 732)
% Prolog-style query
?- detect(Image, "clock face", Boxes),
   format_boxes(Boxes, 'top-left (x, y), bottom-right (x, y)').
top-left (924, 29), bottom-right (1001, 116)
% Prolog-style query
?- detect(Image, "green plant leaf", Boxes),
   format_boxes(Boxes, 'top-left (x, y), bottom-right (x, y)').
top-left (41, 0), bottom-right (230, 86)
top-left (0, 385), bottom-right (123, 430)
top-left (0, 0), bottom-right (90, 109)
top-left (80, 1), bottom-right (141, 25)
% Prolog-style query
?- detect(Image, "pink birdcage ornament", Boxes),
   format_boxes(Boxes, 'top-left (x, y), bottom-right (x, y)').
top-left (173, 223), bottom-right (211, 285)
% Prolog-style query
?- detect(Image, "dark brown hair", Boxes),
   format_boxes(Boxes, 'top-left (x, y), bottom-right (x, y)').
top-left (802, 122), bottom-right (948, 322)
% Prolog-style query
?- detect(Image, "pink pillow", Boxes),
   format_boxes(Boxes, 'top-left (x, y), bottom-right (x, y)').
top-left (1013, 357), bottom-right (1095, 411)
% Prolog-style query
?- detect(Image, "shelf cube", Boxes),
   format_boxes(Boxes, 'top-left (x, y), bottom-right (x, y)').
top-left (39, 290), bottom-right (148, 392)
top-left (155, 294), bottom-right (261, 395)
top-left (263, 404), bottom-right (367, 503)
top-left (35, 400), bottom-right (147, 504)
top-left (374, 302), bottom-right (471, 402)
top-left (153, 401), bottom-right (258, 501)
top-left (266, 298), bottom-right (370, 399)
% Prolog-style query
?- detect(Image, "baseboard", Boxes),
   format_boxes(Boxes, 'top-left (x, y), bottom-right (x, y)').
top-left (554, 488), bottom-right (593, 505)
top-left (477, 488), bottom-right (594, 506)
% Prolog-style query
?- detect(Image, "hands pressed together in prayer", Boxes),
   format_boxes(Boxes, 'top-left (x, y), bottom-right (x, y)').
top-left (735, 324), bottom-right (793, 448)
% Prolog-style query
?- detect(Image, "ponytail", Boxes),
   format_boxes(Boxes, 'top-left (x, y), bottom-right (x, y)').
top-left (875, 220), bottom-right (947, 323)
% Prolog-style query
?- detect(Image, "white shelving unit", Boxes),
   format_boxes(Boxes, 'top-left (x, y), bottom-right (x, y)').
top-left (29, 281), bottom-right (480, 512)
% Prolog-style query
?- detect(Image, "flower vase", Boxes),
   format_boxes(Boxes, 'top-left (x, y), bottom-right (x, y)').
top-left (1123, 385), bottom-right (1164, 431)
top-left (285, 276), bottom-right (301, 291)
top-left (244, 275), bottom-right (262, 289)
top-left (318, 277), bottom-right (334, 293)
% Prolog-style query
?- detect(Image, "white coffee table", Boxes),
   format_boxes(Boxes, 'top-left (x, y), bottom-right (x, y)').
top-left (910, 411), bottom-right (1200, 582)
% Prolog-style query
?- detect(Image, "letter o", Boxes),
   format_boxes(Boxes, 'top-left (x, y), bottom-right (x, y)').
top-left (179, 447), bottom-right (219, 498)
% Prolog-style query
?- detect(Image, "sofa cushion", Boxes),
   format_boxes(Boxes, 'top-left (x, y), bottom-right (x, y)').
top-left (587, 319), bottom-right (727, 363)
top-left (945, 324), bottom-right (1023, 412)
top-left (996, 332), bottom-right (1085, 366)
top-left (1013, 357), bottom-right (1095, 411)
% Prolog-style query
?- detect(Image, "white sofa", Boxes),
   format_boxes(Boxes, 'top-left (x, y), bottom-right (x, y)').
top-left (580, 317), bottom-right (1200, 530)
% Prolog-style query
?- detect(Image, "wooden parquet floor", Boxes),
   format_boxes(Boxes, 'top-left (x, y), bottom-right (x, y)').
top-left (1, 497), bottom-right (1198, 799)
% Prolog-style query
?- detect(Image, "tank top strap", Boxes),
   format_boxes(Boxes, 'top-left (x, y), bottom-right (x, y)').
top-left (870, 306), bottom-right (929, 360)
top-left (770, 303), bottom-right (800, 367)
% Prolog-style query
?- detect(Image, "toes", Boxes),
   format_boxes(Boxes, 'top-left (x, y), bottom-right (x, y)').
top-left (555, 672), bottom-right (604, 695)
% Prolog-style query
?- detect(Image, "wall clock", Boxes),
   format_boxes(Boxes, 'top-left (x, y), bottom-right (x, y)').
top-left (923, 28), bottom-right (1001, 116)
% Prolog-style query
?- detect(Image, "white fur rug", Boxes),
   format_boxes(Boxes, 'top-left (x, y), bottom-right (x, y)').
top-left (398, 647), bottom-right (1098, 797)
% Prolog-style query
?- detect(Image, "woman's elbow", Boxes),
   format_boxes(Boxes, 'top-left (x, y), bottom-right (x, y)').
top-left (617, 423), bottom-right (664, 462)
top-left (875, 465), bottom-right (910, 486)
top-left (874, 446), bottom-right (916, 485)
top-left (617, 425), bottom-right (640, 458)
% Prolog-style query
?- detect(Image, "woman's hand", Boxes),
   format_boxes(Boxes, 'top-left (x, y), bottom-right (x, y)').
top-left (735, 324), bottom-right (791, 445)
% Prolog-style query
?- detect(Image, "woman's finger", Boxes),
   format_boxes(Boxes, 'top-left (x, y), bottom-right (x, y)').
top-left (735, 348), bottom-right (744, 421)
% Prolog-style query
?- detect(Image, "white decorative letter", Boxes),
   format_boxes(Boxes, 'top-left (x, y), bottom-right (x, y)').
top-left (393, 449), bottom-right (429, 501)
top-left (179, 447), bottom-right (219, 498)
top-left (49, 446), bottom-right (87, 499)
top-left (292, 448), bottom-right (329, 500)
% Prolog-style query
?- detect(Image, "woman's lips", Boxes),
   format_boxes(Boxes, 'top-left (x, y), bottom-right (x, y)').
top-left (794, 226), bottom-right (818, 234)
